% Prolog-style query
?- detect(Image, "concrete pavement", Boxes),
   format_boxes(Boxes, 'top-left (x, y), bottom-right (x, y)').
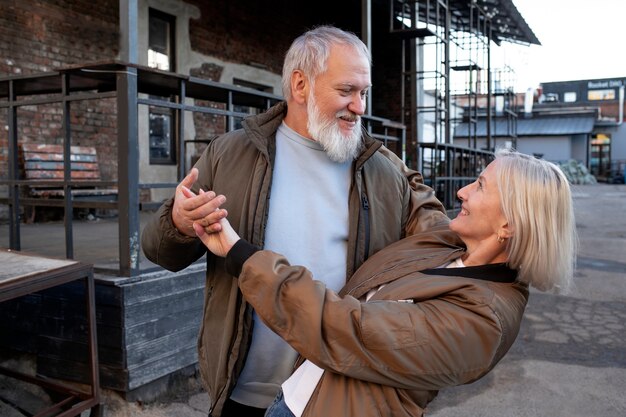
top-left (427, 184), bottom-right (626, 417)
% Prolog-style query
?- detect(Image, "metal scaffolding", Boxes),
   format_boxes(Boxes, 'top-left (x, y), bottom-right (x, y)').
top-left (388, 0), bottom-right (537, 213)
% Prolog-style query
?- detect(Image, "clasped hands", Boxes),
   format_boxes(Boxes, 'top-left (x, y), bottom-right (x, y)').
top-left (172, 168), bottom-right (240, 257)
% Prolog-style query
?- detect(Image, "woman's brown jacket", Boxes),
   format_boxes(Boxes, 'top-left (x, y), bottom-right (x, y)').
top-left (231, 226), bottom-right (529, 417)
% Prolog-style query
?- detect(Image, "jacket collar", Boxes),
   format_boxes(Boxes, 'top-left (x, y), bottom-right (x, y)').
top-left (341, 226), bottom-right (465, 299)
top-left (242, 101), bottom-right (287, 161)
top-left (419, 263), bottom-right (518, 283)
top-left (355, 130), bottom-right (382, 169)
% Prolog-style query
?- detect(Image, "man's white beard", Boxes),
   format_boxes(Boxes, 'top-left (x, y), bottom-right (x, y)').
top-left (307, 92), bottom-right (362, 163)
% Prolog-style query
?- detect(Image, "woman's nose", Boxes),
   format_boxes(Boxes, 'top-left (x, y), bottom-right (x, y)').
top-left (457, 184), bottom-right (469, 200)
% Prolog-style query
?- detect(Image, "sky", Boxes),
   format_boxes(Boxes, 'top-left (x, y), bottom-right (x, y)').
top-left (496, 0), bottom-right (626, 92)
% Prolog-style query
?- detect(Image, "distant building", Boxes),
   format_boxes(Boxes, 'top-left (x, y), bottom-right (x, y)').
top-left (541, 78), bottom-right (625, 181)
top-left (453, 77), bottom-right (626, 182)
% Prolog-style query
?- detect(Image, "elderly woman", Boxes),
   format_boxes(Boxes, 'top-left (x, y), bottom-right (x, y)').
top-left (193, 149), bottom-right (577, 417)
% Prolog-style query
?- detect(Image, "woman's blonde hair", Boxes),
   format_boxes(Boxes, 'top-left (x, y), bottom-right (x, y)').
top-left (495, 149), bottom-right (577, 293)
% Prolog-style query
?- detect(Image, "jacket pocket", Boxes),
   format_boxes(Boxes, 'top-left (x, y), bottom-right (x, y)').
top-left (361, 304), bottom-right (429, 350)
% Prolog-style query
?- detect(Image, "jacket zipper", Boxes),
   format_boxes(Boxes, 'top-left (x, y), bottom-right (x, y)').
top-left (227, 141), bottom-right (271, 406)
top-left (361, 194), bottom-right (370, 263)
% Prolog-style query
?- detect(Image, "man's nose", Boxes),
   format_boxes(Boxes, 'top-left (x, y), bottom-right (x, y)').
top-left (348, 94), bottom-right (366, 115)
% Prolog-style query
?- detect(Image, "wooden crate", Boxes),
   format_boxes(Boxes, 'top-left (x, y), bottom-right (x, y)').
top-left (1, 267), bottom-right (206, 395)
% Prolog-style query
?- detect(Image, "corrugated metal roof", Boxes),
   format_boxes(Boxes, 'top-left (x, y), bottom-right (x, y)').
top-left (449, 0), bottom-right (541, 45)
top-left (389, 0), bottom-right (541, 46)
top-left (454, 115), bottom-right (596, 138)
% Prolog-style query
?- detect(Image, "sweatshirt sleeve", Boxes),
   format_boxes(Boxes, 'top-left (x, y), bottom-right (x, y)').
top-left (237, 249), bottom-right (519, 391)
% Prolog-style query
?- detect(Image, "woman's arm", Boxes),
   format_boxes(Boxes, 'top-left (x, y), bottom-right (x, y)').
top-left (195, 220), bottom-right (520, 391)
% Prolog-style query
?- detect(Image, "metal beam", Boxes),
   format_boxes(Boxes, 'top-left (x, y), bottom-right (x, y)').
top-left (117, 68), bottom-right (140, 277)
top-left (486, 21), bottom-right (492, 151)
top-left (119, 0), bottom-right (138, 64)
top-left (362, 0), bottom-right (372, 115)
top-left (8, 81), bottom-right (20, 250)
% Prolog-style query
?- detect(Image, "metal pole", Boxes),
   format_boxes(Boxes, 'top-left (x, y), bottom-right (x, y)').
top-left (61, 73), bottom-right (74, 258)
top-left (410, 39), bottom-right (419, 170)
top-left (178, 80), bottom-right (187, 181)
top-left (119, 0), bottom-right (138, 64)
top-left (444, 0), bottom-right (451, 144)
top-left (8, 80), bottom-right (20, 249)
top-left (362, 0), bottom-right (372, 115)
top-left (486, 22), bottom-right (492, 151)
top-left (410, 1), bottom-right (422, 169)
top-left (117, 67), bottom-right (140, 277)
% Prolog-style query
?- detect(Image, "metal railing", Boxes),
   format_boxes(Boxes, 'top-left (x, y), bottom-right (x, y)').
top-left (0, 61), bottom-right (407, 276)
top-left (417, 142), bottom-right (494, 214)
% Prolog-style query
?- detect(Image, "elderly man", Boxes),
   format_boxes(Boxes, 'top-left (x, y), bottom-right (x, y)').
top-left (141, 25), bottom-right (449, 417)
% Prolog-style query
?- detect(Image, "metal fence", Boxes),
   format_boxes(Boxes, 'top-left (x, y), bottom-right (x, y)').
top-left (0, 62), bottom-right (407, 275)
top-left (417, 142), bottom-right (494, 214)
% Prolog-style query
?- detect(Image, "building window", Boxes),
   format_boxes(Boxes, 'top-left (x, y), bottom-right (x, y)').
top-left (588, 89), bottom-right (615, 101)
top-left (564, 92), bottom-right (577, 102)
top-left (232, 79), bottom-right (273, 129)
top-left (148, 9), bottom-right (177, 165)
top-left (148, 9), bottom-right (175, 71)
top-left (590, 134), bottom-right (611, 180)
top-left (149, 111), bottom-right (174, 162)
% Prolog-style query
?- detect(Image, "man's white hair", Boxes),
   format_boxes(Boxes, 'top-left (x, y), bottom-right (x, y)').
top-left (281, 26), bottom-right (371, 100)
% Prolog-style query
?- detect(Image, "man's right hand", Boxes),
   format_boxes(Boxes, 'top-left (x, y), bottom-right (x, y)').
top-left (172, 168), bottom-right (228, 237)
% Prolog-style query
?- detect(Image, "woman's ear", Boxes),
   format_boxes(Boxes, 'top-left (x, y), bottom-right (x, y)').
top-left (290, 70), bottom-right (308, 105)
top-left (499, 222), bottom-right (513, 239)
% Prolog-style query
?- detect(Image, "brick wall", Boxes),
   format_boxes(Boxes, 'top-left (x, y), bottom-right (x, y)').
top-left (0, 0), bottom-right (405, 205)
top-left (186, 0), bottom-right (328, 75)
top-left (189, 63), bottom-right (226, 137)
top-left (0, 0), bottom-right (118, 75)
top-left (0, 0), bottom-right (120, 183)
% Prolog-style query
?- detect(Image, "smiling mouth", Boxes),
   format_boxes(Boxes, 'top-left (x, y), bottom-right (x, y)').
top-left (337, 111), bottom-right (359, 124)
